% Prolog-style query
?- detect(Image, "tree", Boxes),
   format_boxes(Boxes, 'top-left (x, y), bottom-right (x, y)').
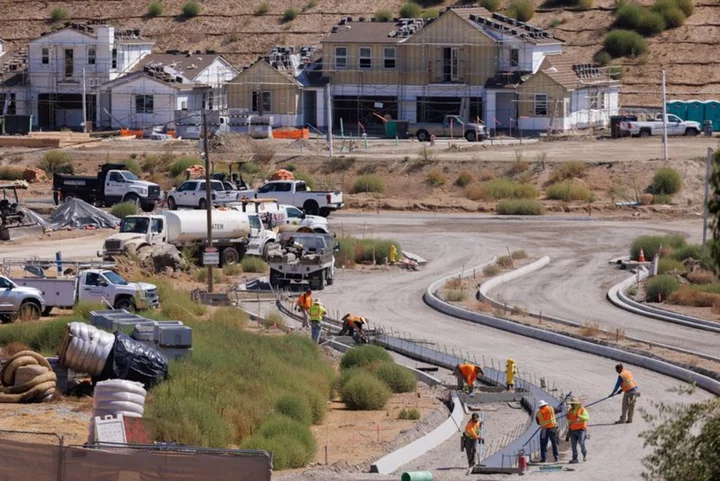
top-left (708, 149), bottom-right (720, 271)
top-left (640, 388), bottom-right (720, 481)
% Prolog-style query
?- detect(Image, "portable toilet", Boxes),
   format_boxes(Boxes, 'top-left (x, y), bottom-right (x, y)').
top-left (704, 100), bottom-right (720, 131)
top-left (686, 100), bottom-right (705, 123)
top-left (666, 100), bottom-right (687, 120)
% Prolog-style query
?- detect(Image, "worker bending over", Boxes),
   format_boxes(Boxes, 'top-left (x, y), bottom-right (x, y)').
top-left (506, 358), bottom-right (519, 391)
top-left (566, 397), bottom-right (589, 464)
top-left (611, 363), bottom-right (640, 424)
top-left (461, 413), bottom-right (483, 468)
top-left (535, 399), bottom-right (564, 463)
top-left (339, 313), bottom-right (368, 344)
top-left (454, 363), bottom-right (484, 395)
top-left (295, 289), bottom-right (312, 328)
top-left (308, 299), bottom-right (326, 344)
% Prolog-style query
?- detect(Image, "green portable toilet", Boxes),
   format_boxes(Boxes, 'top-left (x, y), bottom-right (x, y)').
top-left (686, 100), bottom-right (705, 123)
top-left (666, 101), bottom-right (686, 120)
top-left (704, 100), bottom-right (720, 131)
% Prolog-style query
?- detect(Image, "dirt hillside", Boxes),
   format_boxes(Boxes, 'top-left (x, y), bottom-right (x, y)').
top-left (0, 0), bottom-right (717, 106)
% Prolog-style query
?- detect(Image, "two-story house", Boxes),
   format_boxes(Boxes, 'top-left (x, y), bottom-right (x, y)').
top-left (27, 21), bottom-right (153, 130)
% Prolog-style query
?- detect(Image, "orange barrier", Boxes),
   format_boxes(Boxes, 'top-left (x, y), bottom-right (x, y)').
top-left (120, 129), bottom-right (144, 138)
top-left (271, 128), bottom-right (309, 140)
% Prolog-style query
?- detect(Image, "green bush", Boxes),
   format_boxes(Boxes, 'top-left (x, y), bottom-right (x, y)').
top-left (546, 181), bottom-right (592, 201)
top-left (549, 160), bottom-right (587, 182)
top-left (223, 263), bottom-right (243, 276)
top-left (465, 178), bottom-right (538, 201)
top-left (242, 414), bottom-right (316, 469)
top-left (675, 0), bottom-right (694, 16)
top-left (335, 237), bottom-right (401, 265)
top-left (400, 2), bottom-right (421, 17)
top-left (421, 8), bottom-right (439, 19)
top-left (169, 156), bottom-right (202, 177)
top-left (497, 255), bottom-right (514, 268)
top-left (615, 3), bottom-right (644, 29)
top-left (604, 29), bottom-right (648, 58)
top-left (661, 7), bottom-right (685, 27)
top-left (211, 306), bottom-right (247, 328)
top-left (72, 302), bottom-right (106, 321)
top-left (651, 167), bottom-right (682, 195)
top-left (275, 394), bottom-right (313, 425)
top-left (147, 1), bottom-right (163, 16)
top-left (630, 234), bottom-right (687, 260)
top-left (455, 172), bottom-right (473, 187)
top-left (0, 318), bottom-right (71, 355)
top-left (670, 244), bottom-right (708, 263)
top-left (341, 371), bottom-right (392, 410)
top-left (50, 7), bottom-right (68, 22)
top-left (0, 166), bottom-right (25, 180)
top-left (579, 0), bottom-right (594, 8)
top-left (483, 263), bottom-right (501, 276)
top-left (375, 8), bottom-right (393, 21)
top-left (340, 345), bottom-right (392, 370)
top-left (254, 1), bottom-right (270, 15)
top-left (241, 256), bottom-right (269, 273)
top-left (371, 362), bottom-right (417, 393)
top-left (353, 175), bottom-right (385, 193)
top-left (182, 0), bottom-right (201, 17)
top-left (506, 0), bottom-right (535, 21)
top-left (37, 150), bottom-right (74, 175)
top-left (110, 201), bottom-right (138, 219)
top-left (120, 159), bottom-right (142, 176)
top-left (645, 275), bottom-right (681, 302)
top-left (637, 11), bottom-right (666, 35)
top-left (657, 258), bottom-right (686, 275)
top-left (398, 408), bottom-right (421, 420)
top-left (283, 7), bottom-right (299, 21)
top-left (426, 170), bottom-right (446, 187)
top-left (496, 199), bottom-right (545, 215)
top-left (593, 51), bottom-right (612, 67)
top-left (512, 249), bottom-right (528, 260)
top-left (194, 267), bottom-right (224, 284)
top-left (444, 289), bottom-right (466, 301)
top-left (292, 170), bottom-right (314, 189)
top-left (480, 0), bottom-right (501, 11)
top-left (147, 276), bottom-right (207, 322)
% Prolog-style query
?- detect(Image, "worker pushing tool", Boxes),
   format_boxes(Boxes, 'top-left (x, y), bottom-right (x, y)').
top-left (454, 363), bottom-right (484, 395)
top-left (295, 289), bottom-right (313, 328)
top-left (308, 299), bottom-right (326, 344)
top-left (338, 313), bottom-right (368, 344)
top-left (535, 398), bottom-right (565, 463)
top-left (506, 358), bottom-right (519, 391)
top-left (461, 413), bottom-right (484, 468)
top-left (566, 397), bottom-right (589, 464)
top-left (610, 363), bottom-right (640, 424)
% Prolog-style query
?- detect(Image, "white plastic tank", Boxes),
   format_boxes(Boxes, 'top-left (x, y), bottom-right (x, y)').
top-left (164, 210), bottom-right (250, 243)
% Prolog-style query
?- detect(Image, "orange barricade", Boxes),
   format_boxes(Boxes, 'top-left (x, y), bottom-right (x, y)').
top-left (271, 128), bottom-right (310, 140)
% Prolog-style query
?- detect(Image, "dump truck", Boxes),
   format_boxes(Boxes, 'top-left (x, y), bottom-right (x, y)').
top-left (0, 275), bottom-right (46, 321)
top-left (101, 209), bottom-right (277, 265)
top-left (52, 163), bottom-right (161, 212)
top-left (408, 115), bottom-right (489, 142)
top-left (268, 232), bottom-right (337, 290)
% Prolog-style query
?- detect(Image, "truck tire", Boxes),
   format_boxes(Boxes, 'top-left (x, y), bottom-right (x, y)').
top-left (319, 208), bottom-right (331, 218)
top-left (114, 296), bottom-right (136, 312)
top-left (326, 269), bottom-right (334, 286)
top-left (309, 270), bottom-right (325, 290)
top-left (221, 247), bottom-right (240, 266)
top-left (168, 196), bottom-right (177, 210)
top-left (13, 300), bottom-right (41, 322)
top-left (42, 306), bottom-right (53, 317)
top-left (464, 130), bottom-right (477, 142)
top-left (303, 200), bottom-right (320, 216)
top-left (685, 128), bottom-right (699, 136)
top-left (140, 201), bottom-right (155, 213)
top-left (416, 130), bottom-right (430, 142)
top-left (270, 269), bottom-right (282, 288)
top-left (123, 193), bottom-right (140, 208)
top-left (639, 130), bottom-right (650, 138)
top-left (198, 198), bottom-right (207, 210)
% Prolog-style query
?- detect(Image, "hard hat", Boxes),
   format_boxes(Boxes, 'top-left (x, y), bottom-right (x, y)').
top-left (569, 397), bottom-right (581, 405)
top-left (538, 400), bottom-right (547, 408)
top-left (507, 358), bottom-right (514, 364)
top-left (471, 413), bottom-right (480, 420)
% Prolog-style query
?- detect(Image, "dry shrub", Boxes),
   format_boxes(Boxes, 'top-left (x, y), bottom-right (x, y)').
top-left (497, 255), bottom-right (514, 268)
top-left (478, 168), bottom-right (496, 181)
top-left (511, 249), bottom-right (528, 260)
top-left (426, 170), bottom-right (447, 187)
top-left (483, 264), bottom-right (501, 276)
top-left (444, 289), bottom-right (466, 302)
top-left (687, 270), bottom-right (715, 285)
top-left (580, 322), bottom-right (601, 338)
top-left (668, 287), bottom-right (720, 307)
top-left (444, 277), bottom-right (463, 289)
top-left (507, 160), bottom-right (530, 177)
top-left (549, 160), bottom-right (587, 183)
top-left (639, 193), bottom-right (654, 205)
top-left (510, 305), bottom-right (527, 316)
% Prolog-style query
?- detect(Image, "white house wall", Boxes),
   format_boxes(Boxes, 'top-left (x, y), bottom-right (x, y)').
top-left (109, 77), bottom-right (178, 129)
top-left (531, 45), bottom-right (563, 73)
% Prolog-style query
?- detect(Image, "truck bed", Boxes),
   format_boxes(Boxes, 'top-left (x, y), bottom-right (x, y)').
top-left (11, 277), bottom-right (76, 308)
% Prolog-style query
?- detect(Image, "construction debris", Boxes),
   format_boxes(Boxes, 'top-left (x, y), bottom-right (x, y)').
top-left (185, 164), bottom-right (205, 178)
top-left (49, 198), bottom-right (120, 230)
top-left (22, 167), bottom-right (49, 183)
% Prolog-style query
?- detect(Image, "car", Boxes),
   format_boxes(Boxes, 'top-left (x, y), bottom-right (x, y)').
top-left (168, 179), bottom-right (240, 209)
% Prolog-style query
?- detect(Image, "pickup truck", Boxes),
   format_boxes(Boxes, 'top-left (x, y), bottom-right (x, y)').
top-left (619, 114), bottom-right (701, 138)
top-left (0, 275), bottom-right (46, 321)
top-left (52, 163), bottom-right (161, 212)
top-left (408, 115), bottom-right (489, 142)
top-left (227, 200), bottom-right (329, 233)
top-left (167, 179), bottom-right (241, 210)
top-left (246, 180), bottom-right (344, 217)
top-left (11, 269), bottom-right (159, 313)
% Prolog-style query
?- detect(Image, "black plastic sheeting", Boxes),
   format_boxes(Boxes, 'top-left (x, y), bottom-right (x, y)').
top-left (16, 206), bottom-right (50, 228)
top-left (49, 198), bottom-right (119, 230)
top-left (97, 332), bottom-right (169, 389)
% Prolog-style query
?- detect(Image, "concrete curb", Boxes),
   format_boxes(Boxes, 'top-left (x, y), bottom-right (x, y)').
top-left (370, 392), bottom-right (463, 474)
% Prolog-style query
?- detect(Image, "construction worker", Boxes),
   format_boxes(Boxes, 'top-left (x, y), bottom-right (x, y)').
top-left (610, 363), bottom-right (640, 424)
top-left (566, 397), bottom-right (589, 464)
top-left (294, 289), bottom-right (312, 328)
top-left (535, 399), bottom-right (564, 463)
top-left (308, 299), bottom-right (326, 344)
top-left (389, 244), bottom-right (398, 264)
top-left (505, 358), bottom-right (519, 391)
top-left (462, 413), bottom-right (483, 468)
top-left (454, 363), bottom-right (484, 395)
top-left (339, 313), bottom-right (368, 343)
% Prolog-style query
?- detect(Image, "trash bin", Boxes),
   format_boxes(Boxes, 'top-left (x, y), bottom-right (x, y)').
top-left (704, 120), bottom-right (713, 137)
top-left (385, 120), bottom-right (397, 139)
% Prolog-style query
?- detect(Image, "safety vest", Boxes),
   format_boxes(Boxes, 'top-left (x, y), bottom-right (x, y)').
top-left (296, 293), bottom-right (312, 310)
top-left (464, 420), bottom-right (480, 440)
top-left (458, 364), bottom-right (478, 385)
top-left (536, 405), bottom-right (557, 429)
top-left (309, 303), bottom-right (325, 322)
top-left (567, 406), bottom-right (589, 431)
top-left (346, 315), bottom-right (365, 326)
top-left (620, 369), bottom-right (637, 392)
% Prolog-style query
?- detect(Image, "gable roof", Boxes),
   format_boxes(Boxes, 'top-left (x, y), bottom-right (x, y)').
top-left (536, 55), bottom-right (619, 91)
top-left (449, 6), bottom-right (563, 45)
top-left (0, 48), bottom-right (28, 87)
top-left (131, 52), bottom-right (235, 81)
top-left (102, 68), bottom-right (209, 91)
top-left (236, 58), bottom-right (301, 87)
top-left (35, 21), bottom-right (153, 44)
top-left (321, 17), bottom-right (426, 44)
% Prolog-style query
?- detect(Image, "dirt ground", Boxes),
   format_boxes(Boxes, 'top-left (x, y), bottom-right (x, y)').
top-left (0, 397), bottom-right (93, 445)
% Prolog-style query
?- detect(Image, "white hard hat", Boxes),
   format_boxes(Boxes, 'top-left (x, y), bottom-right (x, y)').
top-left (538, 400), bottom-right (547, 408)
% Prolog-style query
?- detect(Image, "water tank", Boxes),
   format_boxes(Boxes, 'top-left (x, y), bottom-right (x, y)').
top-left (164, 210), bottom-right (250, 243)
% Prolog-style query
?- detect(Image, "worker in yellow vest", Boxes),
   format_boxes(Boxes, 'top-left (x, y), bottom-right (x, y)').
top-left (566, 397), bottom-right (589, 464)
top-left (461, 413), bottom-right (483, 468)
top-left (535, 399), bottom-right (564, 462)
top-left (308, 300), bottom-right (326, 344)
top-left (505, 358), bottom-right (519, 391)
top-left (611, 363), bottom-right (640, 424)
top-left (389, 244), bottom-right (398, 264)
top-left (454, 363), bottom-right (484, 395)
top-left (295, 289), bottom-right (313, 328)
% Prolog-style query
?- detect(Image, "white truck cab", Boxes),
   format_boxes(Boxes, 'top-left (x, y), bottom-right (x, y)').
top-left (226, 200), bottom-right (329, 233)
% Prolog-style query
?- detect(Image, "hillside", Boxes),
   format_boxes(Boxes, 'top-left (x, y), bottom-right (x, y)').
top-left (0, 0), bottom-right (718, 106)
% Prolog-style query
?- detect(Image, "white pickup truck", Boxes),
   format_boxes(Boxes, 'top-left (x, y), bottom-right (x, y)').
top-left (0, 275), bottom-right (46, 321)
top-left (619, 114), bottom-right (701, 138)
top-left (226, 200), bottom-right (329, 234)
top-left (246, 180), bottom-right (344, 217)
top-left (11, 269), bottom-right (158, 313)
top-left (168, 179), bottom-right (241, 210)
top-left (408, 115), bottom-right (489, 142)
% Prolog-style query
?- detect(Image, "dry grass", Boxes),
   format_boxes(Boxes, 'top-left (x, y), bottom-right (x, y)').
top-left (444, 277), bottom-right (464, 289)
top-left (579, 322), bottom-right (602, 337)
top-left (497, 255), bottom-right (514, 268)
top-left (478, 168), bottom-right (496, 181)
top-left (483, 264), bottom-right (501, 277)
top-left (511, 249), bottom-right (528, 260)
top-left (668, 287), bottom-right (720, 307)
top-left (687, 270), bottom-right (715, 285)
top-left (443, 289), bottom-right (466, 302)
top-left (548, 160), bottom-right (587, 183)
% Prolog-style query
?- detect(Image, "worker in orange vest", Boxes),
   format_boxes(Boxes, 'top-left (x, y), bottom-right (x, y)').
top-left (461, 413), bottom-right (483, 468)
top-left (338, 313), bottom-right (368, 343)
top-left (295, 289), bottom-right (312, 328)
top-left (535, 399), bottom-right (564, 463)
top-left (566, 397), bottom-right (589, 464)
top-left (454, 363), bottom-right (484, 395)
top-left (611, 363), bottom-right (640, 424)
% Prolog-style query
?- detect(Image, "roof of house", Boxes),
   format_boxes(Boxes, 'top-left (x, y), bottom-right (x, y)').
top-left (131, 52), bottom-right (232, 80)
top-left (103, 66), bottom-right (210, 90)
top-left (538, 54), bottom-right (619, 90)
top-left (321, 17), bottom-right (427, 44)
top-left (37, 21), bottom-right (153, 44)
top-left (449, 6), bottom-right (563, 45)
top-left (0, 49), bottom-right (28, 87)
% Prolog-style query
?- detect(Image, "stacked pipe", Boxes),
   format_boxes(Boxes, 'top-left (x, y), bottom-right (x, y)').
top-left (58, 323), bottom-right (115, 376)
top-left (0, 351), bottom-right (57, 403)
top-left (88, 379), bottom-right (146, 443)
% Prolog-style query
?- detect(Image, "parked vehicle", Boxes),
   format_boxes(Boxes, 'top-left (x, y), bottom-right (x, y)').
top-left (408, 115), bottom-right (489, 142)
top-left (619, 114), bottom-right (701, 138)
top-left (226, 200), bottom-right (329, 233)
top-left (52, 163), bottom-right (161, 212)
top-left (246, 180), bottom-right (344, 217)
top-left (0, 275), bottom-right (45, 321)
top-left (268, 232), bottom-right (337, 290)
top-left (168, 179), bottom-right (241, 210)
top-left (101, 210), bottom-right (277, 265)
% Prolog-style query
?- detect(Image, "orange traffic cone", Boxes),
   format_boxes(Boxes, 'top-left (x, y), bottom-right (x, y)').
top-left (639, 248), bottom-right (645, 262)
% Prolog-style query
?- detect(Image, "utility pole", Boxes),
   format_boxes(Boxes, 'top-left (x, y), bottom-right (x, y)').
top-left (326, 84), bottom-right (333, 158)
top-left (202, 111), bottom-right (214, 292)
top-left (661, 70), bottom-right (668, 162)
top-left (703, 147), bottom-right (713, 256)
top-left (82, 68), bottom-right (87, 133)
